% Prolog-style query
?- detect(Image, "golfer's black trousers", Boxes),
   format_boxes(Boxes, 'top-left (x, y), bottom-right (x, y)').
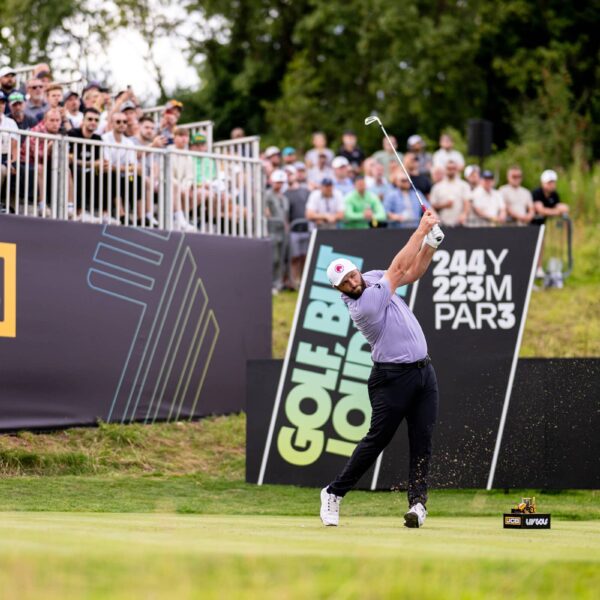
top-left (327, 362), bottom-right (438, 507)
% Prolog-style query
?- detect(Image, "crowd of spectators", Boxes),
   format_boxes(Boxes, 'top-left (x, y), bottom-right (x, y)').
top-left (0, 63), bottom-right (238, 230)
top-left (262, 130), bottom-right (570, 292)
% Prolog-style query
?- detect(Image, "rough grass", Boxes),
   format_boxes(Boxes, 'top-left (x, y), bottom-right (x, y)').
top-left (0, 416), bottom-right (244, 477)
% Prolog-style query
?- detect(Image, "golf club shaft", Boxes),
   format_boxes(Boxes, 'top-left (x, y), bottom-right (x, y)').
top-left (370, 119), bottom-right (444, 242)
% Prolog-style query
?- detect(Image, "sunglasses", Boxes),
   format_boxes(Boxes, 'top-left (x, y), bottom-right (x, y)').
top-left (29, 85), bottom-right (43, 89)
top-left (86, 117), bottom-right (100, 122)
top-left (114, 120), bottom-right (127, 124)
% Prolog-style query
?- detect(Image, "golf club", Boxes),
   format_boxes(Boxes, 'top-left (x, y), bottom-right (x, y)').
top-left (364, 115), bottom-right (444, 243)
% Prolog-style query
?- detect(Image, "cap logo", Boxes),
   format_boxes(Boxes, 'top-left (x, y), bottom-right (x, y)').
top-left (334, 264), bottom-right (344, 273)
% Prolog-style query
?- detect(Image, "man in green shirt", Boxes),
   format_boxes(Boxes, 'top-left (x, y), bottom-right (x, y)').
top-left (190, 133), bottom-right (218, 185)
top-left (343, 175), bottom-right (387, 229)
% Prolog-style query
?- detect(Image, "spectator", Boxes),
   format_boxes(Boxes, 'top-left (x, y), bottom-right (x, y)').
top-left (159, 102), bottom-right (182, 145)
top-left (464, 164), bottom-right (480, 190)
top-left (307, 151), bottom-right (333, 190)
top-left (337, 130), bottom-right (365, 168)
top-left (293, 161), bottom-right (309, 190)
top-left (0, 66), bottom-right (17, 114)
top-left (169, 128), bottom-right (197, 232)
top-left (45, 84), bottom-right (63, 110)
top-left (8, 92), bottom-right (37, 130)
top-left (120, 101), bottom-right (139, 138)
top-left (282, 146), bottom-right (297, 165)
top-left (470, 170), bottom-right (506, 226)
top-left (0, 92), bottom-right (19, 196)
top-left (263, 146), bottom-right (281, 182)
top-left (344, 175), bottom-right (387, 229)
top-left (20, 109), bottom-right (63, 212)
top-left (305, 177), bottom-right (345, 229)
top-left (24, 79), bottom-right (48, 124)
top-left (499, 165), bottom-right (535, 225)
top-left (371, 135), bottom-right (399, 179)
top-left (265, 169), bottom-right (289, 293)
top-left (463, 165), bottom-right (481, 227)
top-left (332, 155), bottom-right (354, 196)
top-left (67, 108), bottom-right (105, 218)
top-left (432, 133), bottom-right (465, 170)
top-left (532, 169), bottom-right (569, 223)
top-left (285, 167), bottom-right (311, 289)
top-left (305, 131), bottom-right (334, 168)
top-left (430, 165), bottom-right (445, 185)
top-left (384, 171), bottom-right (430, 228)
top-left (366, 160), bottom-right (391, 202)
top-left (102, 112), bottom-right (148, 224)
top-left (190, 132), bottom-right (219, 190)
top-left (404, 152), bottom-right (432, 196)
top-left (63, 91), bottom-right (83, 129)
top-left (134, 115), bottom-right (166, 150)
top-left (406, 134), bottom-right (431, 175)
top-left (82, 84), bottom-right (103, 111)
top-left (430, 159), bottom-right (471, 226)
top-left (231, 127), bottom-right (245, 139)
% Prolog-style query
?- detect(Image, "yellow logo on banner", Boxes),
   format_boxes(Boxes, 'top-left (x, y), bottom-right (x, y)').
top-left (0, 243), bottom-right (16, 337)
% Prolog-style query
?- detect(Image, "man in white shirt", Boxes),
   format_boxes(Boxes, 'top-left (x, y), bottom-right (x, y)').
top-left (471, 170), bottom-right (506, 226)
top-left (63, 91), bottom-right (83, 129)
top-left (430, 160), bottom-right (471, 226)
top-left (102, 112), bottom-right (152, 225)
top-left (499, 165), bottom-right (535, 225)
top-left (432, 133), bottom-right (465, 170)
top-left (305, 178), bottom-right (345, 229)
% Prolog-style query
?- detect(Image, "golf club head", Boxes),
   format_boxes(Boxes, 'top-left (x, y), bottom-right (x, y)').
top-left (364, 116), bottom-right (381, 127)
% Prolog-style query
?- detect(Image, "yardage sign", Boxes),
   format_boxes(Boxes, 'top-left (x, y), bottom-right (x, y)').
top-left (258, 227), bottom-right (543, 489)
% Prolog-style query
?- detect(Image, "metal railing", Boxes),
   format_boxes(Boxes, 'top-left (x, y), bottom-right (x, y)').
top-left (0, 127), bottom-right (264, 237)
top-left (214, 135), bottom-right (261, 159)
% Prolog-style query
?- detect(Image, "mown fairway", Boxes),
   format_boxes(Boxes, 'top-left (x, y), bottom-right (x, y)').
top-left (0, 512), bottom-right (598, 599)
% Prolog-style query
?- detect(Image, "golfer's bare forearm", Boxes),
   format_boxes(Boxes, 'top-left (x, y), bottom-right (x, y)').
top-left (387, 228), bottom-right (427, 282)
top-left (401, 245), bottom-right (435, 285)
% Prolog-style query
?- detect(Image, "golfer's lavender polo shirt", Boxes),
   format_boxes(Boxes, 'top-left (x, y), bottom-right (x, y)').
top-left (342, 270), bottom-right (427, 364)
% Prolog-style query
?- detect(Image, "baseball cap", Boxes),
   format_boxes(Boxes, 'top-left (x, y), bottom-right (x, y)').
top-left (284, 165), bottom-right (297, 175)
top-left (270, 169), bottom-right (287, 183)
top-left (0, 91), bottom-right (7, 103)
top-left (0, 66), bottom-right (16, 78)
top-left (481, 170), bottom-right (494, 179)
top-left (407, 134), bottom-right (424, 147)
top-left (165, 99), bottom-right (183, 111)
top-left (327, 258), bottom-right (359, 287)
top-left (541, 169), bottom-right (557, 183)
top-left (8, 91), bottom-right (25, 104)
top-left (294, 161), bottom-right (306, 170)
top-left (464, 165), bottom-right (480, 178)
top-left (321, 177), bottom-right (333, 186)
top-left (120, 100), bottom-right (136, 112)
top-left (63, 90), bottom-right (79, 102)
top-left (332, 156), bottom-right (349, 169)
top-left (282, 146), bottom-right (296, 157)
top-left (190, 132), bottom-right (206, 145)
top-left (265, 146), bottom-right (280, 158)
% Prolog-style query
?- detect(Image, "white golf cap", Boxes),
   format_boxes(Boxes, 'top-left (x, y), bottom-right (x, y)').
top-left (407, 134), bottom-right (424, 147)
top-left (0, 66), bottom-right (16, 78)
top-left (284, 164), bottom-right (297, 175)
top-left (327, 258), bottom-right (359, 287)
top-left (331, 156), bottom-right (349, 169)
top-left (540, 169), bottom-right (558, 183)
top-left (270, 169), bottom-right (287, 183)
top-left (265, 146), bottom-right (281, 158)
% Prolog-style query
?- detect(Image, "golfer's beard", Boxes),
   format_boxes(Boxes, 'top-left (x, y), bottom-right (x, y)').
top-left (345, 278), bottom-right (366, 299)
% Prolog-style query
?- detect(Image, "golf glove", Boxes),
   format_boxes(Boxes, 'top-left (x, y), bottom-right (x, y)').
top-left (423, 225), bottom-right (445, 249)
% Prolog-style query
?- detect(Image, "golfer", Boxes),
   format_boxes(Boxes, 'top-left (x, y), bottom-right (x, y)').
top-left (320, 209), bottom-right (443, 528)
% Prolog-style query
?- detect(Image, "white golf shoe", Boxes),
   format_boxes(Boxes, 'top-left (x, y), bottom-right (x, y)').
top-left (320, 487), bottom-right (342, 526)
top-left (404, 502), bottom-right (427, 528)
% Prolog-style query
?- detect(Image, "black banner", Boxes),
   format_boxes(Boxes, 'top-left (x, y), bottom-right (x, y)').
top-left (256, 227), bottom-right (543, 489)
top-left (0, 215), bottom-right (271, 430)
top-left (247, 358), bottom-right (600, 489)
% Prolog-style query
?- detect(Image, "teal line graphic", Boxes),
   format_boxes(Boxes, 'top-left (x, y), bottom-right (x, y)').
top-left (87, 225), bottom-right (220, 423)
